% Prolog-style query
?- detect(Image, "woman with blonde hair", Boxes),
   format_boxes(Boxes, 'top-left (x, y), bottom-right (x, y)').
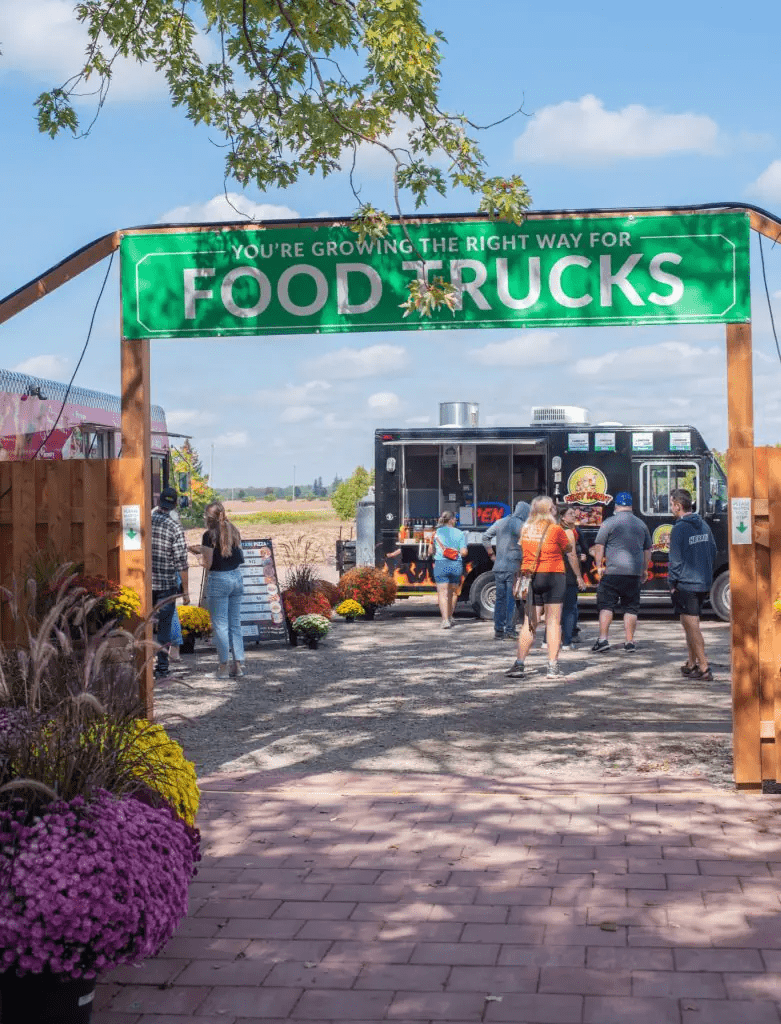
top-left (431, 510), bottom-right (468, 628)
top-left (189, 501), bottom-right (245, 678)
top-left (506, 495), bottom-right (571, 680)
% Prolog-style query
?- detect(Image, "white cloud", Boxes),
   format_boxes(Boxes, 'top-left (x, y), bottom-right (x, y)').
top-left (159, 193), bottom-right (299, 224)
top-left (280, 405), bottom-right (318, 423)
top-left (165, 409), bottom-right (218, 429)
top-left (214, 431), bottom-right (249, 447)
top-left (367, 392), bottom-right (400, 413)
top-left (468, 332), bottom-right (564, 367)
top-left (574, 340), bottom-right (721, 380)
top-left (746, 160), bottom-right (781, 204)
top-left (306, 345), bottom-right (410, 380)
top-left (12, 354), bottom-right (69, 379)
top-left (255, 381), bottom-right (331, 407)
top-left (0, 0), bottom-right (166, 100)
top-left (514, 95), bottom-right (719, 165)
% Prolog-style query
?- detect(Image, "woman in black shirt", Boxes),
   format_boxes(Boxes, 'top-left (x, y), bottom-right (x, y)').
top-left (189, 502), bottom-right (245, 678)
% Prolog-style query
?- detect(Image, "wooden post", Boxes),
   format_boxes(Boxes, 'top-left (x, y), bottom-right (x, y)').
top-left (770, 450), bottom-right (781, 782)
top-left (119, 337), bottom-right (154, 719)
top-left (726, 322), bottom-right (761, 786)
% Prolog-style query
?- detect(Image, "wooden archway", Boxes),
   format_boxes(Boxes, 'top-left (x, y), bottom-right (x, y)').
top-left (1, 203), bottom-right (780, 778)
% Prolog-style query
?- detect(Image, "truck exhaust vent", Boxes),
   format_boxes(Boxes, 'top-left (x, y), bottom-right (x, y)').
top-left (531, 405), bottom-right (590, 426)
top-left (439, 402), bottom-right (479, 427)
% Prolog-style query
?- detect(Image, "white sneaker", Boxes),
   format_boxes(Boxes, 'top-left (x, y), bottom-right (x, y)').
top-left (442, 619), bottom-right (453, 629)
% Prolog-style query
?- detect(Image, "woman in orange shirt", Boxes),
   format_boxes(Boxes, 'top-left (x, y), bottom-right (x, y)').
top-left (506, 496), bottom-right (571, 680)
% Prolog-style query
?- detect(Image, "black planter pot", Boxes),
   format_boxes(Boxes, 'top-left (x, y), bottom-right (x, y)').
top-left (306, 637), bottom-right (319, 649)
top-left (0, 969), bottom-right (96, 1024)
top-left (180, 634), bottom-right (196, 654)
top-left (363, 605), bottom-right (377, 620)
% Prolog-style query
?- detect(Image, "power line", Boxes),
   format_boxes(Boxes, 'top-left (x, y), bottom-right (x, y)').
top-left (758, 233), bottom-right (781, 369)
top-left (31, 250), bottom-right (115, 460)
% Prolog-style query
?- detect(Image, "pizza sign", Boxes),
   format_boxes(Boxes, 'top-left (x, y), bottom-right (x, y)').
top-left (564, 466), bottom-right (613, 505)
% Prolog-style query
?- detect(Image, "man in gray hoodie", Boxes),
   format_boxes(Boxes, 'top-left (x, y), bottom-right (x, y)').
top-left (669, 488), bottom-right (717, 681)
top-left (483, 501), bottom-right (531, 639)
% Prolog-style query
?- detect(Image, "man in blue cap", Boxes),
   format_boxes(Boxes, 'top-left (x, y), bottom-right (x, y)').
top-left (590, 491), bottom-right (652, 653)
top-left (482, 501), bottom-right (531, 639)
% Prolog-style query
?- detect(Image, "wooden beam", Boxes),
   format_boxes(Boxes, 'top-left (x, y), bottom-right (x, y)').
top-left (728, 446), bottom-right (761, 785)
top-left (119, 338), bottom-right (153, 720)
top-left (726, 323), bottom-right (754, 450)
top-left (749, 210), bottom-right (781, 244)
top-left (770, 449), bottom-right (781, 782)
top-left (0, 232), bottom-right (120, 325)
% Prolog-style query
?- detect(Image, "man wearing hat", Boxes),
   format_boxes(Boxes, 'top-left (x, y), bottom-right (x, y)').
top-left (590, 491), bottom-right (652, 653)
top-left (151, 487), bottom-right (190, 680)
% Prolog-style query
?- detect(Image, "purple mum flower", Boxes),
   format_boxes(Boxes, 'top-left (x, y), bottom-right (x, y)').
top-left (0, 791), bottom-right (200, 979)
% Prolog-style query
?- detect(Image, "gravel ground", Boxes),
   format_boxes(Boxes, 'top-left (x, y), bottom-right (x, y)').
top-left (156, 601), bottom-right (734, 787)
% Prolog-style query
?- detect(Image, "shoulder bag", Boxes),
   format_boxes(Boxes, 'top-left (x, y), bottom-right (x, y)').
top-left (513, 523), bottom-right (551, 601)
top-left (434, 531), bottom-right (460, 560)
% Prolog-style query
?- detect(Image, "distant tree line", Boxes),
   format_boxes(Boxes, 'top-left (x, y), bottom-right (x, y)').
top-left (215, 475), bottom-right (343, 502)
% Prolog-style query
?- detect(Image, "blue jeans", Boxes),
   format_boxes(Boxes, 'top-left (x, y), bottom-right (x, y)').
top-left (493, 570), bottom-right (517, 635)
top-left (561, 582), bottom-right (579, 645)
top-left (153, 587), bottom-right (179, 676)
top-left (207, 568), bottom-right (245, 665)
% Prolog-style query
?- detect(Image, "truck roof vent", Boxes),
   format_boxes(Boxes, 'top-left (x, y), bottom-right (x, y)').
top-left (531, 405), bottom-right (590, 426)
top-left (439, 402), bottom-right (479, 427)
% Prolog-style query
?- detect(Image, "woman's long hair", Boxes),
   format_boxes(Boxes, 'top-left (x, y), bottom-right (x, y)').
top-left (522, 495), bottom-right (557, 533)
top-left (204, 501), bottom-right (241, 557)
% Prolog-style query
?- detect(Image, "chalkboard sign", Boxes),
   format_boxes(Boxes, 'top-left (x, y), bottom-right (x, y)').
top-left (239, 538), bottom-right (287, 642)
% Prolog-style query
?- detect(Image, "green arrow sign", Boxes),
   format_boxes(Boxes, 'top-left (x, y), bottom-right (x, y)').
top-left (120, 212), bottom-right (750, 340)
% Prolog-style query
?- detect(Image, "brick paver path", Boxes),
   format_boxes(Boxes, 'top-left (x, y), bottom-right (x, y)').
top-left (94, 770), bottom-right (781, 1023)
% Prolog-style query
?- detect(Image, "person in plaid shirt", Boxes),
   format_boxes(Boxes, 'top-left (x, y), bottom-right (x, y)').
top-left (151, 487), bottom-right (190, 680)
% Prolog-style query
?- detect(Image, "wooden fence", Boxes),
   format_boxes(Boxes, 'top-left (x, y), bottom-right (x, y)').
top-left (0, 460), bottom-right (126, 645)
top-left (730, 446), bottom-right (781, 785)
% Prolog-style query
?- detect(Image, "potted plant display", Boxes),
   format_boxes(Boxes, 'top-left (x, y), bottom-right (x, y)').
top-left (336, 566), bottom-right (397, 620)
top-left (292, 613), bottom-right (331, 648)
top-left (335, 598), bottom-right (364, 622)
top-left (0, 576), bottom-right (201, 1024)
top-left (177, 605), bottom-right (212, 653)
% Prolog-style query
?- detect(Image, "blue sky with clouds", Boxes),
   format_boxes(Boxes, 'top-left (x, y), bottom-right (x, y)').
top-left (2, 0), bottom-right (781, 487)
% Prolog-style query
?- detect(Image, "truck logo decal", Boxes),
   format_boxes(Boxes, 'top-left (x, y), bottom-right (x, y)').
top-left (652, 524), bottom-right (672, 553)
top-left (564, 466), bottom-right (612, 505)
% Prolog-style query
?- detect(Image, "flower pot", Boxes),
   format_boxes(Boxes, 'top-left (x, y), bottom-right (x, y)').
top-left (363, 605), bottom-right (377, 620)
top-left (344, 616), bottom-right (355, 623)
top-left (104, 634), bottom-right (133, 664)
top-left (0, 969), bottom-right (96, 1024)
top-left (306, 637), bottom-right (319, 649)
top-left (180, 633), bottom-right (196, 654)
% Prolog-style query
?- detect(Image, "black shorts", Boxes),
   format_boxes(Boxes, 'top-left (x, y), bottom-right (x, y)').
top-left (531, 572), bottom-right (566, 607)
top-left (671, 588), bottom-right (707, 617)
top-left (597, 574), bottom-right (642, 615)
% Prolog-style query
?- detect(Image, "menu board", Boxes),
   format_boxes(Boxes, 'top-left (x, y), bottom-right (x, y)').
top-left (239, 538), bottom-right (287, 642)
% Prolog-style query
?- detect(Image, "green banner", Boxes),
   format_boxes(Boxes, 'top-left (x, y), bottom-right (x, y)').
top-left (120, 212), bottom-right (750, 339)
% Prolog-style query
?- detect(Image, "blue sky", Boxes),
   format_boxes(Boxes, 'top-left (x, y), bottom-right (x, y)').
top-left (2, 0), bottom-right (781, 487)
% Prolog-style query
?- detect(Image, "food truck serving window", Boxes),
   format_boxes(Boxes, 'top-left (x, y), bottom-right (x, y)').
top-left (640, 462), bottom-right (699, 516)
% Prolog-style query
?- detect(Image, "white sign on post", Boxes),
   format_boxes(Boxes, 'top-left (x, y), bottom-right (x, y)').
top-left (121, 505), bottom-right (142, 550)
top-left (730, 498), bottom-right (752, 545)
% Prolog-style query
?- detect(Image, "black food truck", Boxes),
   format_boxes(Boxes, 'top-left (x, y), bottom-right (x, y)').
top-left (374, 403), bottom-right (730, 620)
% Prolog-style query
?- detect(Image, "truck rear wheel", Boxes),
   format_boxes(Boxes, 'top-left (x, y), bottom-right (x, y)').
top-left (470, 572), bottom-right (496, 620)
top-left (709, 572), bottom-right (730, 622)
